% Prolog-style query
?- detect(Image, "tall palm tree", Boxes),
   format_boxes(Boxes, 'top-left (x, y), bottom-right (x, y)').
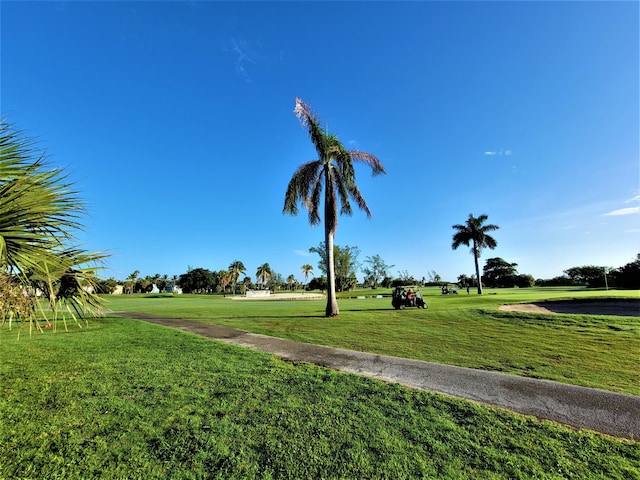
top-left (283, 98), bottom-right (386, 316)
top-left (451, 213), bottom-right (499, 294)
top-left (300, 264), bottom-right (314, 291)
top-left (228, 260), bottom-right (245, 295)
top-left (256, 263), bottom-right (272, 290)
top-left (0, 121), bottom-right (106, 332)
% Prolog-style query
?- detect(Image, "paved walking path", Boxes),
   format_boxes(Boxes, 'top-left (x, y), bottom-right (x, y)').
top-left (115, 312), bottom-right (639, 440)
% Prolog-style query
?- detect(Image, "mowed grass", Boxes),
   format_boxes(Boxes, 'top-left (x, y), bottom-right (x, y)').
top-left (1, 317), bottom-right (639, 479)
top-left (103, 288), bottom-right (640, 395)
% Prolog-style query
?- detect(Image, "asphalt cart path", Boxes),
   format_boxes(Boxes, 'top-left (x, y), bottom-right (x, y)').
top-left (114, 312), bottom-right (639, 441)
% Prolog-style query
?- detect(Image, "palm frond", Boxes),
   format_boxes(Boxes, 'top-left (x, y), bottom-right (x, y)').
top-left (331, 166), bottom-right (353, 217)
top-left (0, 121), bottom-right (107, 333)
top-left (283, 160), bottom-right (322, 215)
top-left (346, 181), bottom-right (372, 218)
top-left (294, 98), bottom-right (326, 160)
top-left (350, 150), bottom-right (386, 176)
top-left (308, 170), bottom-right (323, 226)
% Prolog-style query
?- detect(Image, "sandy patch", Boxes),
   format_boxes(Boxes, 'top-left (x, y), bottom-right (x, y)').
top-left (499, 300), bottom-right (640, 317)
top-left (230, 293), bottom-right (325, 301)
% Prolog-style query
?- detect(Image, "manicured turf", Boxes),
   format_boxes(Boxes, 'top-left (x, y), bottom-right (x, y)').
top-left (1, 316), bottom-right (638, 479)
top-left (101, 287), bottom-right (640, 395)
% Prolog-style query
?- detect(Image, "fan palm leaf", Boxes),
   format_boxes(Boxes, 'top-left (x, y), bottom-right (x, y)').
top-left (0, 122), bottom-right (107, 334)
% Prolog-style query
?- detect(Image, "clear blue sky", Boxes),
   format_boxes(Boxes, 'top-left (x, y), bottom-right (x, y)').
top-left (2, 1), bottom-right (638, 283)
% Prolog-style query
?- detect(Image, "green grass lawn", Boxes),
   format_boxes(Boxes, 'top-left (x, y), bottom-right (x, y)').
top-left (101, 287), bottom-right (640, 395)
top-left (1, 316), bottom-right (639, 479)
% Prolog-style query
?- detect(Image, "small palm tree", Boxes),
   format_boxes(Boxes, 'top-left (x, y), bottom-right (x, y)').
top-left (301, 264), bottom-right (314, 291)
top-left (284, 98), bottom-right (386, 316)
top-left (228, 260), bottom-right (245, 295)
top-left (125, 270), bottom-right (139, 294)
top-left (0, 122), bottom-right (106, 332)
top-left (287, 274), bottom-right (296, 291)
top-left (218, 270), bottom-right (233, 294)
top-left (256, 263), bottom-right (272, 290)
top-left (451, 213), bottom-right (499, 294)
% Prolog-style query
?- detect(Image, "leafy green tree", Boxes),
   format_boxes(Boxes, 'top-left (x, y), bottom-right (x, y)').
top-left (283, 98), bottom-right (386, 316)
top-left (309, 243), bottom-right (361, 292)
top-left (301, 264), bottom-right (314, 291)
top-left (256, 263), bottom-right (272, 290)
top-left (483, 257), bottom-right (518, 288)
top-left (268, 271), bottom-right (284, 291)
top-left (514, 274), bottom-right (535, 288)
top-left (287, 274), bottom-right (296, 291)
top-left (308, 275), bottom-right (327, 291)
top-left (564, 265), bottom-right (611, 288)
top-left (178, 268), bottom-right (214, 293)
top-left (0, 122), bottom-right (107, 331)
top-left (362, 254), bottom-right (394, 289)
top-left (611, 254), bottom-right (640, 289)
top-left (452, 213), bottom-right (499, 294)
top-left (535, 275), bottom-right (573, 287)
top-left (228, 260), bottom-right (246, 295)
top-left (243, 276), bottom-right (254, 291)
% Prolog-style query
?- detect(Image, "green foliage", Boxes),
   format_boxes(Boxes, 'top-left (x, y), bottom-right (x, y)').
top-left (2, 317), bottom-right (638, 479)
top-left (228, 260), bottom-right (246, 295)
top-left (308, 275), bottom-right (327, 291)
top-left (300, 263), bottom-right (314, 289)
top-left (0, 122), bottom-right (106, 331)
top-left (362, 254), bottom-right (394, 288)
top-left (255, 262), bottom-right (272, 289)
top-left (564, 265), bottom-right (611, 288)
top-left (483, 257), bottom-right (518, 287)
top-left (452, 213), bottom-right (499, 294)
top-left (611, 254), bottom-right (640, 289)
top-left (536, 275), bottom-right (574, 287)
top-left (178, 267), bottom-right (215, 293)
top-left (309, 242), bottom-right (361, 292)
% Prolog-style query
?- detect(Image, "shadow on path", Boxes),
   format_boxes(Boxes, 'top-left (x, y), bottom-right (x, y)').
top-left (113, 312), bottom-right (639, 440)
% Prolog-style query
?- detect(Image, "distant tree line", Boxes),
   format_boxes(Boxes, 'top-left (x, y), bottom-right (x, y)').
top-left (535, 254), bottom-right (640, 289)
top-left (95, 252), bottom-right (639, 295)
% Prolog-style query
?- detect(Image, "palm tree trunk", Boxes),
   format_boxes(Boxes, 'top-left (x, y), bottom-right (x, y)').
top-left (473, 241), bottom-right (483, 294)
top-left (325, 229), bottom-right (340, 316)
